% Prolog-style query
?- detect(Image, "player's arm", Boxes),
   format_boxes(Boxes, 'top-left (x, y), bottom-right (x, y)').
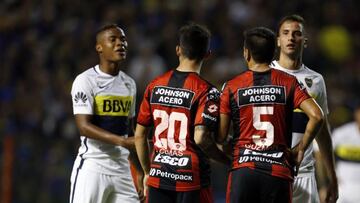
top-left (134, 123), bottom-right (151, 197)
top-left (314, 78), bottom-right (338, 203)
top-left (217, 113), bottom-right (231, 144)
top-left (294, 98), bottom-right (324, 168)
top-left (194, 125), bottom-right (231, 165)
top-left (134, 123), bottom-right (151, 175)
top-left (74, 114), bottom-right (135, 150)
top-left (217, 114), bottom-right (233, 156)
top-left (127, 117), bottom-right (145, 201)
top-left (128, 117), bottom-right (143, 170)
top-left (315, 117), bottom-right (338, 203)
top-left (217, 82), bottom-right (231, 144)
top-left (217, 82), bottom-right (233, 156)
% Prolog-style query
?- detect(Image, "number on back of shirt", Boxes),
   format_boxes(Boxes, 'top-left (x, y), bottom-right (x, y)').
top-left (153, 109), bottom-right (188, 150)
top-left (252, 106), bottom-right (274, 147)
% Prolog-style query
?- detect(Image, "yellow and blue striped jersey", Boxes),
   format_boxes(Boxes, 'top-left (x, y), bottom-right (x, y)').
top-left (71, 65), bottom-right (136, 175)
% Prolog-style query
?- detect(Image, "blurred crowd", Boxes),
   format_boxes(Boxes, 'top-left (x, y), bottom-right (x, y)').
top-left (0, 0), bottom-right (359, 202)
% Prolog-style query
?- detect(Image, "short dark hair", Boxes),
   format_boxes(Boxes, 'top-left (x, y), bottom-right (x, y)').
top-left (277, 14), bottom-right (306, 35)
top-left (243, 27), bottom-right (276, 64)
top-left (178, 23), bottom-right (211, 61)
top-left (96, 24), bottom-right (120, 43)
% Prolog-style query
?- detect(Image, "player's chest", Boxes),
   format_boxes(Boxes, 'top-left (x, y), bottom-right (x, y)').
top-left (93, 77), bottom-right (134, 97)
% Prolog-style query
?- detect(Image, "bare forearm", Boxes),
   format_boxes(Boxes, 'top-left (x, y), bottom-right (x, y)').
top-left (217, 114), bottom-right (230, 144)
top-left (78, 122), bottom-right (134, 149)
top-left (134, 126), bottom-right (151, 174)
top-left (315, 120), bottom-right (339, 203)
top-left (315, 122), bottom-right (337, 182)
top-left (314, 150), bottom-right (328, 187)
top-left (299, 99), bottom-right (324, 151)
top-left (302, 116), bottom-right (323, 150)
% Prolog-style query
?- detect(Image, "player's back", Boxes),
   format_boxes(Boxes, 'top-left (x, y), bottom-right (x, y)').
top-left (137, 69), bottom-right (219, 191)
top-left (220, 68), bottom-right (310, 180)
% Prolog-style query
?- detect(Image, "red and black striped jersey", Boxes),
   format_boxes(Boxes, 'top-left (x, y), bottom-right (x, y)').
top-left (137, 69), bottom-right (220, 191)
top-left (220, 68), bottom-right (311, 181)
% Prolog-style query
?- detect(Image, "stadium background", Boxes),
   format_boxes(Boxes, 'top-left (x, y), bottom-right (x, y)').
top-left (0, 0), bottom-right (359, 202)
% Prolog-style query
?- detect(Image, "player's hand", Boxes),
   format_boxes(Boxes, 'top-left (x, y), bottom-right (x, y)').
top-left (136, 171), bottom-right (145, 202)
top-left (291, 143), bottom-right (305, 176)
top-left (143, 173), bottom-right (149, 198)
top-left (319, 181), bottom-right (339, 203)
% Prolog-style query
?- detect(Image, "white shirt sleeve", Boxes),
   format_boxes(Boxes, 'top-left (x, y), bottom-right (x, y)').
top-left (71, 74), bottom-right (94, 115)
top-left (129, 78), bottom-right (137, 118)
top-left (315, 75), bottom-right (329, 115)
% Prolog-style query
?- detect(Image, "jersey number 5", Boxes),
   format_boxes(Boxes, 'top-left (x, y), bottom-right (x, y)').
top-left (252, 106), bottom-right (274, 147)
top-left (153, 109), bottom-right (187, 151)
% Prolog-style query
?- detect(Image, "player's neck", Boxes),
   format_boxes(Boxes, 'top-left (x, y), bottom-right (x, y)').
top-left (176, 58), bottom-right (202, 74)
top-left (278, 54), bottom-right (302, 70)
top-left (99, 60), bottom-right (121, 76)
top-left (248, 62), bottom-right (270, 72)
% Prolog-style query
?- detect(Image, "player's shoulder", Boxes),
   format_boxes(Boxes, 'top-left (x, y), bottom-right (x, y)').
top-left (198, 75), bottom-right (220, 97)
top-left (302, 65), bottom-right (326, 88)
top-left (73, 66), bottom-right (97, 85)
top-left (119, 70), bottom-right (136, 87)
top-left (302, 64), bottom-right (324, 79)
top-left (225, 69), bottom-right (250, 86)
top-left (221, 69), bottom-right (257, 93)
top-left (271, 68), bottom-right (302, 87)
top-left (148, 70), bottom-right (173, 87)
top-left (194, 73), bottom-right (216, 89)
top-left (119, 70), bottom-right (133, 80)
top-left (271, 68), bottom-right (297, 79)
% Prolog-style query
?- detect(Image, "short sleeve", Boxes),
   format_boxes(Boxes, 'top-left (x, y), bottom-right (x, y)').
top-left (137, 84), bottom-right (153, 126)
top-left (293, 80), bottom-right (311, 109)
top-left (71, 75), bottom-right (94, 115)
top-left (315, 75), bottom-right (329, 115)
top-left (220, 82), bottom-right (231, 115)
top-left (194, 86), bottom-right (220, 130)
top-left (129, 79), bottom-right (137, 118)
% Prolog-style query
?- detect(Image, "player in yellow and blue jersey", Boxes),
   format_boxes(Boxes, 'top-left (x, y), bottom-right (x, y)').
top-left (69, 24), bottom-right (144, 203)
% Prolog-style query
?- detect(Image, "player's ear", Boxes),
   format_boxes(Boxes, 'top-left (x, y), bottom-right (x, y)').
top-left (96, 44), bottom-right (102, 53)
top-left (176, 45), bottom-right (181, 56)
top-left (304, 37), bottom-right (308, 48)
top-left (243, 47), bottom-right (250, 62)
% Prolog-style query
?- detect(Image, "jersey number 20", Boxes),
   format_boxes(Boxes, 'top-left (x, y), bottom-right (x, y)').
top-left (153, 109), bottom-right (187, 150)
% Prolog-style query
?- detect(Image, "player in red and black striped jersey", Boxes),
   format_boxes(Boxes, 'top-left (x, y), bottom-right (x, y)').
top-left (135, 23), bottom-right (229, 203)
top-left (218, 27), bottom-right (324, 203)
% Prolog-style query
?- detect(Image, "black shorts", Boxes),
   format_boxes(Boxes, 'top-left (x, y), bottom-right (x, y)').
top-left (147, 186), bottom-right (200, 203)
top-left (226, 168), bottom-right (292, 203)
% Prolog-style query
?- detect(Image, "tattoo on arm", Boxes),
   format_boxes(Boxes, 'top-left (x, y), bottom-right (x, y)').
top-left (194, 125), bottom-right (208, 132)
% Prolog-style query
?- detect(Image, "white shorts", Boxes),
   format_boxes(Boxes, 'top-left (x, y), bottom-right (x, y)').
top-left (292, 172), bottom-right (320, 203)
top-left (69, 162), bottom-right (139, 203)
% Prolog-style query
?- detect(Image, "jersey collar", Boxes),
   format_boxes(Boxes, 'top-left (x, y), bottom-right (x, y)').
top-left (271, 60), bottom-right (305, 73)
